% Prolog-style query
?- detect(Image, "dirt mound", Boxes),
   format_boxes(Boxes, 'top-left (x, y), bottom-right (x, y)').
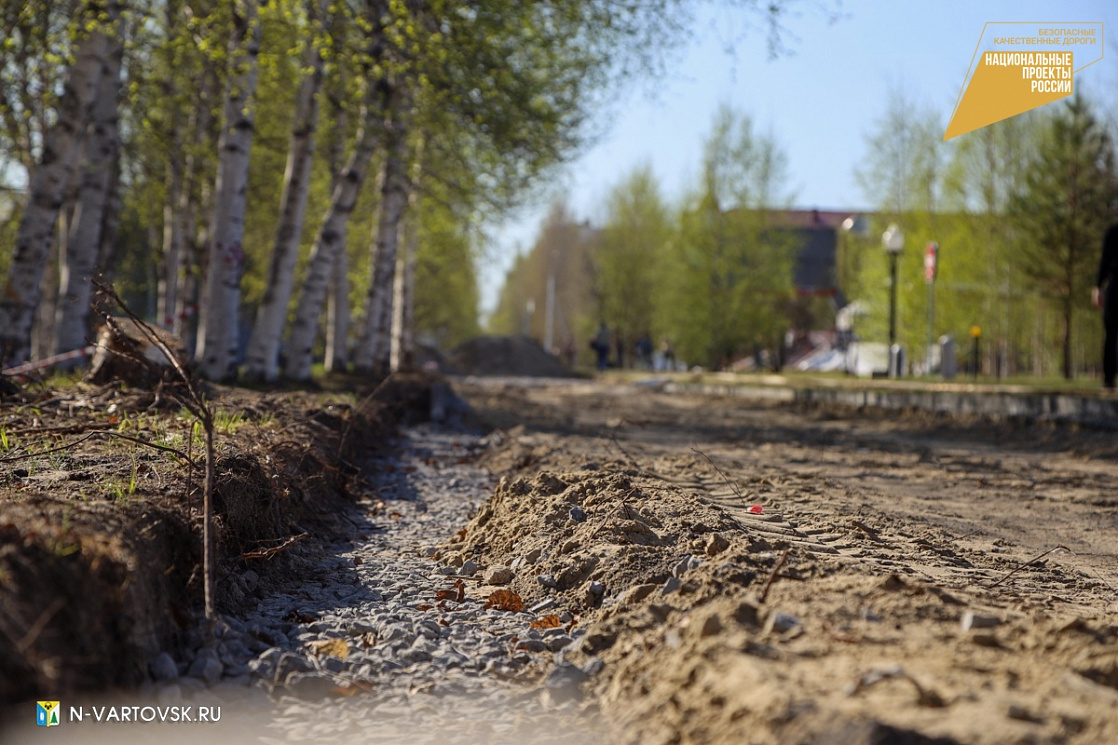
top-left (440, 408), bottom-right (1118, 745)
top-left (0, 378), bottom-right (410, 709)
top-left (447, 335), bottom-right (573, 378)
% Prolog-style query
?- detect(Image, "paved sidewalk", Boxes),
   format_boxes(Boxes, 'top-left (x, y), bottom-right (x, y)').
top-left (648, 373), bottom-right (1118, 427)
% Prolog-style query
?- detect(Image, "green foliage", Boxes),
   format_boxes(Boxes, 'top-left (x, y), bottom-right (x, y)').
top-left (851, 90), bottom-right (1117, 379)
top-left (662, 106), bottom-right (797, 369)
top-left (855, 86), bottom-right (948, 215)
top-left (595, 164), bottom-right (670, 352)
top-left (412, 196), bottom-right (481, 349)
top-left (487, 198), bottom-right (600, 363)
top-left (1008, 93), bottom-right (1118, 378)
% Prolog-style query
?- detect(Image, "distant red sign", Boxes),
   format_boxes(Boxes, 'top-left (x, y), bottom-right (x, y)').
top-left (925, 242), bottom-right (938, 283)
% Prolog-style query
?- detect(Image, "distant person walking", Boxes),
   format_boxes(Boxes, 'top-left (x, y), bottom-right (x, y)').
top-left (1093, 223), bottom-right (1118, 389)
top-left (592, 322), bottom-right (611, 371)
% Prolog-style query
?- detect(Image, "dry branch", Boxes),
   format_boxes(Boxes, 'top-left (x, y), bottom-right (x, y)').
top-left (989, 545), bottom-right (1072, 588)
top-left (691, 447), bottom-right (746, 501)
top-left (759, 548), bottom-right (790, 603)
top-left (92, 279), bottom-right (220, 623)
top-left (240, 532), bottom-right (309, 561)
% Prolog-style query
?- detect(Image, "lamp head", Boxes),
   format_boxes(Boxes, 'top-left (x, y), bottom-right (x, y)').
top-left (882, 224), bottom-right (905, 254)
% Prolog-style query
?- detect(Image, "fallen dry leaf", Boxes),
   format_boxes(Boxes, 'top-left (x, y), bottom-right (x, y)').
top-left (308, 638), bottom-right (349, 659)
top-left (436, 578), bottom-right (467, 603)
top-left (530, 614), bottom-right (562, 629)
top-left (485, 589), bottom-right (524, 612)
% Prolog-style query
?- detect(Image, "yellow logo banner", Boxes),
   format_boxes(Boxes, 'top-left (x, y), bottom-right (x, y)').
top-left (944, 22), bottom-right (1103, 141)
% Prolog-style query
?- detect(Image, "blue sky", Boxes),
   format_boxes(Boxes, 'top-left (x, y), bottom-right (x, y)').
top-left (479, 0), bottom-right (1116, 316)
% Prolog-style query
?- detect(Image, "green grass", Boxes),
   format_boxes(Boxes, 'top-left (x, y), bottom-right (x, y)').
top-left (597, 367), bottom-right (1113, 396)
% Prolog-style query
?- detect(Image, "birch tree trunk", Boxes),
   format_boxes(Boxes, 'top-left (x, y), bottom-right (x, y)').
top-left (325, 245), bottom-right (350, 372)
top-left (0, 5), bottom-right (115, 365)
top-left (242, 0), bottom-right (326, 381)
top-left (94, 155), bottom-right (122, 282)
top-left (389, 211), bottom-right (418, 372)
top-left (323, 82), bottom-right (350, 374)
top-left (284, 82), bottom-right (384, 381)
top-left (389, 147), bottom-right (423, 373)
top-left (174, 70), bottom-right (219, 347)
top-left (195, 0), bottom-right (262, 381)
top-left (354, 94), bottom-right (411, 375)
top-left (54, 30), bottom-right (124, 360)
top-left (160, 156), bottom-right (185, 329)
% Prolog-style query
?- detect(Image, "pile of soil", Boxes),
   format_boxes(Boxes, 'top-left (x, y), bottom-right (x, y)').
top-left (0, 373), bottom-right (431, 709)
top-left (447, 335), bottom-right (573, 378)
top-left (442, 380), bottom-right (1118, 745)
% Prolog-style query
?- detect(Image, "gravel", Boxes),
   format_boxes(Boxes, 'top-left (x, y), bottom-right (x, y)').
top-left (153, 424), bottom-right (607, 744)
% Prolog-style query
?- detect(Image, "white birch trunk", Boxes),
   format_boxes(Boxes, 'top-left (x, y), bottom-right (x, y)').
top-left (174, 72), bottom-right (218, 345)
top-left (94, 155), bottom-right (121, 280)
top-left (325, 244), bottom-right (350, 372)
top-left (195, 0), bottom-right (262, 381)
top-left (354, 96), bottom-right (411, 375)
top-left (0, 7), bottom-right (114, 365)
top-left (389, 213), bottom-right (417, 372)
top-left (389, 149), bottom-right (423, 373)
top-left (159, 160), bottom-right (185, 329)
top-left (242, 0), bottom-right (326, 381)
top-left (284, 84), bottom-right (382, 381)
top-left (54, 31), bottom-right (124, 360)
top-left (323, 76), bottom-right (350, 374)
top-left (157, 3), bottom-right (186, 332)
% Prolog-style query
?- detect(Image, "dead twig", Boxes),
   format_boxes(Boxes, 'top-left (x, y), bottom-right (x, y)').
top-left (0, 432), bottom-right (101, 462)
top-left (691, 447), bottom-right (746, 501)
top-left (759, 548), bottom-right (790, 603)
top-left (0, 429), bottom-right (193, 465)
top-left (240, 532), bottom-right (309, 561)
top-left (609, 434), bottom-right (648, 475)
top-left (100, 430), bottom-right (194, 463)
top-left (7, 422), bottom-right (115, 436)
top-left (93, 278), bottom-right (219, 624)
top-left (988, 544), bottom-right (1072, 588)
top-left (16, 597), bottom-right (67, 654)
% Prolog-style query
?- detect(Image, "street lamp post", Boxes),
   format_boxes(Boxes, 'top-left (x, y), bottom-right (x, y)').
top-left (882, 224), bottom-right (905, 377)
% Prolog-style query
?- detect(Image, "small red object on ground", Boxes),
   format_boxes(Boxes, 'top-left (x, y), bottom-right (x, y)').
top-left (748, 505), bottom-right (763, 514)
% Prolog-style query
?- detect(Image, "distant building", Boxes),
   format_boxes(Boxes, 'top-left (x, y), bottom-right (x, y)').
top-left (769, 208), bottom-right (859, 301)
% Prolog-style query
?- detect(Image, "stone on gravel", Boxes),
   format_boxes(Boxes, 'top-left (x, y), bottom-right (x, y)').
top-left (705, 533), bottom-right (730, 556)
top-left (961, 610), bottom-right (1001, 631)
top-left (484, 565), bottom-right (514, 585)
top-left (149, 652), bottom-right (178, 681)
top-left (660, 576), bottom-right (682, 595)
top-left (187, 649), bottom-right (223, 685)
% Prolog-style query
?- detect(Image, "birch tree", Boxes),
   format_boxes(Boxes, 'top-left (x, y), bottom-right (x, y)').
top-left (195, 0), bottom-right (264, 380)
top-left (323, 47), bottom-right (353, 373)
top-left (242, 0), bottom-right (328, 381)
top-left (354, 87), bottom-right (412, 374)
top-left (390, 154), bottom-right (424, 372)
top-left (284, 78), bottom-right (386, 380)
top-left (0, 0), bottom-right (120, 366)
top-left (54, 26), bottom-right (125, 360)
